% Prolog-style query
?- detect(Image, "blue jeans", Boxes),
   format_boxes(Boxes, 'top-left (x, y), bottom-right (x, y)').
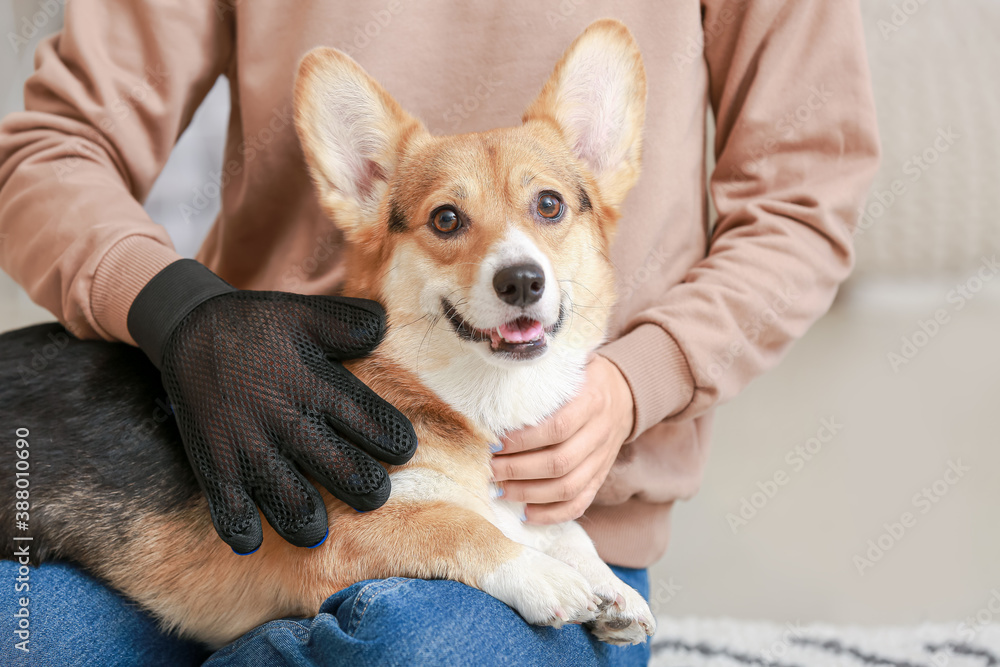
top-left (1, 561), bottom-right (650, 666)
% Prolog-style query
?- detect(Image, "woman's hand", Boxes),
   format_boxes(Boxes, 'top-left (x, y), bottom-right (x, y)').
top-left (490, 355), bottom-right (635, 524)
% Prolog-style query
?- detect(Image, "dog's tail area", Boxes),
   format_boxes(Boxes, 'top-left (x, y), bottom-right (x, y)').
top-left (0, 323), bottom-right (201, 564)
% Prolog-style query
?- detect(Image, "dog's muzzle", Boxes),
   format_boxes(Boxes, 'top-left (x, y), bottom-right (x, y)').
top-left (441, 298), bottom-right (566, 361)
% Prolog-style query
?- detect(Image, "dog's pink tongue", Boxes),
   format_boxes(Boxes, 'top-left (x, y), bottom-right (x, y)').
top-left (498, 319), bottom-right (543, 343)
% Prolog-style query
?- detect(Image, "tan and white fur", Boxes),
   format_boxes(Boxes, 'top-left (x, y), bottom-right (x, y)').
top-left (39, 19), bottom-right (655, 647)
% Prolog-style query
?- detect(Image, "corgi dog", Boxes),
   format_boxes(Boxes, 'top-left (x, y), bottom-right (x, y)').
top-left (0, 19), bottom-right (654, 647)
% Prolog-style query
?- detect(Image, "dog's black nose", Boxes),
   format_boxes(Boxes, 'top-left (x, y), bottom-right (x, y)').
top-left (493, 263), bottom-right (545, 307)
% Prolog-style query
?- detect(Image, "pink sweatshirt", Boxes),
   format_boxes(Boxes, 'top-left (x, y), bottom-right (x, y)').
top-left (0, 0), bottom-right (879, 567)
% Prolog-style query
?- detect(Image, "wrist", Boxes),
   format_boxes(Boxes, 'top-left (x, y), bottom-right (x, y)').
top-left (605, 355), bottom-right (635, 441)
top-left (127, 259), bottom-right (235, 368)
top-left (92, 236), bottom-right (182, 345)
top-left (597, 323), bottom-right (695, 441)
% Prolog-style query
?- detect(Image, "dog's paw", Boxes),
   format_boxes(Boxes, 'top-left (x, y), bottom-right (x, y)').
top-left (533, 527), bottom-right (655, 644)
top-left (584, 577), bottom-right (656, 645)
top-left (480, 548), bottom-right (601, 628)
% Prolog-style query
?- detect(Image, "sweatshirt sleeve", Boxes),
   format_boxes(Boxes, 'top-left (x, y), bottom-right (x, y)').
top-left (598, 0), bottom-right (880, 438)
top-left (0, 0), bottom-right (233, 344)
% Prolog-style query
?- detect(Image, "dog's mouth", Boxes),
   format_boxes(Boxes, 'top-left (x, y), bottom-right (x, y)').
top-left (442, 299), bottom-right (565, 361)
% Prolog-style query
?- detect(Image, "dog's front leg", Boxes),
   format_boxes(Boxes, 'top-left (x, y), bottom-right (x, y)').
top-left (521, 520), bottom-right (656, 645)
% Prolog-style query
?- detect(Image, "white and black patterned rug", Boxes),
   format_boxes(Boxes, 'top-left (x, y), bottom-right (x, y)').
top-left (649, 618), bottom-right (1000, 667)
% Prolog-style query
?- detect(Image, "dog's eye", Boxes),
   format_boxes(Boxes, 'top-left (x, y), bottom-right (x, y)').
top-left (537, 192), bottom-right (564, 220)
top-left (431, 207), bottom-right (462, 234)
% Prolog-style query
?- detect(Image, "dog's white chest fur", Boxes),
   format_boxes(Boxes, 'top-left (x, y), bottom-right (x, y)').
top-left (418, 349), bottom-right (587, 437)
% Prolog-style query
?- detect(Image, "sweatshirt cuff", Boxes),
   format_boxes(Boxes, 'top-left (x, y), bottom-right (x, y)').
top-left (597, 323), bottom-right (695, 441)
top-left (91, 236), bottom-right (182, 345)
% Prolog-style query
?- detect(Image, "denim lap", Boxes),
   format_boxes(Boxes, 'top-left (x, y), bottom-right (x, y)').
top-left (205, 566), bottom-right (651, 667)
top-left (0, 561), bottom-right (210, 666)
top-left (1, 561), bottom-right (650, 666)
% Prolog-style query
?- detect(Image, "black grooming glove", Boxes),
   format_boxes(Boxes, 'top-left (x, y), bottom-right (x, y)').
top-left (127, 259), bottom-right (416, 554)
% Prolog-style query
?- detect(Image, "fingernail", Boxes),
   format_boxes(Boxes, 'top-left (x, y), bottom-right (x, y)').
top-left (490, 442), bottom-right (503, 454)
top-left (495, 485), bottom-right (505, 498)
top-left (519, 510), bottom-right (527, 522)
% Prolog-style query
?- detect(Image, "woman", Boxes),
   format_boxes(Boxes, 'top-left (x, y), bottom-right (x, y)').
top-left (0, 1), bottom-right (878, 664)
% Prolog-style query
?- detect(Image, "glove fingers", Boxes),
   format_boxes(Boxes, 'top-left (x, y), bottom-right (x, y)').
top-left (311, 363), bottom-right (418, 466)
top-left (185, 418), bottom-right (328, 550)
top-left (197, 474), bottom-right (265, 555)
top-left (281, 413), bottom-right (393, 512)
top-left (176, 415), bottom-right (268, 554)
top-left (245, 455), bottom-right (330, 549)
top-left (301, 295), bottom-right (387, 360)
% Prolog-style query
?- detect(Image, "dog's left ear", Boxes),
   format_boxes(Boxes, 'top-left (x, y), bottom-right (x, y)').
top-left (523, 19), bottom-right (646, 208)
top-left (294, 48), bottom-right (425, 239)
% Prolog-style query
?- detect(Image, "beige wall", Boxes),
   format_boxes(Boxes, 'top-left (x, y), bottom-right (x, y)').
top-left (652, 282), bottom-right (1000, 624)
top-left (1, 2), bottom-right (62, 330)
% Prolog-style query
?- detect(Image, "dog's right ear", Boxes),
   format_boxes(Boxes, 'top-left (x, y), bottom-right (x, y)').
top-left (294, 48), bottom-right (425, 239)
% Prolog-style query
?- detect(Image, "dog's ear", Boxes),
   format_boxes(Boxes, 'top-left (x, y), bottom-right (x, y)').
top-left (523, 19), bottom-right (646, 208)
top-left (294, 48), bottom-right (425, 238)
